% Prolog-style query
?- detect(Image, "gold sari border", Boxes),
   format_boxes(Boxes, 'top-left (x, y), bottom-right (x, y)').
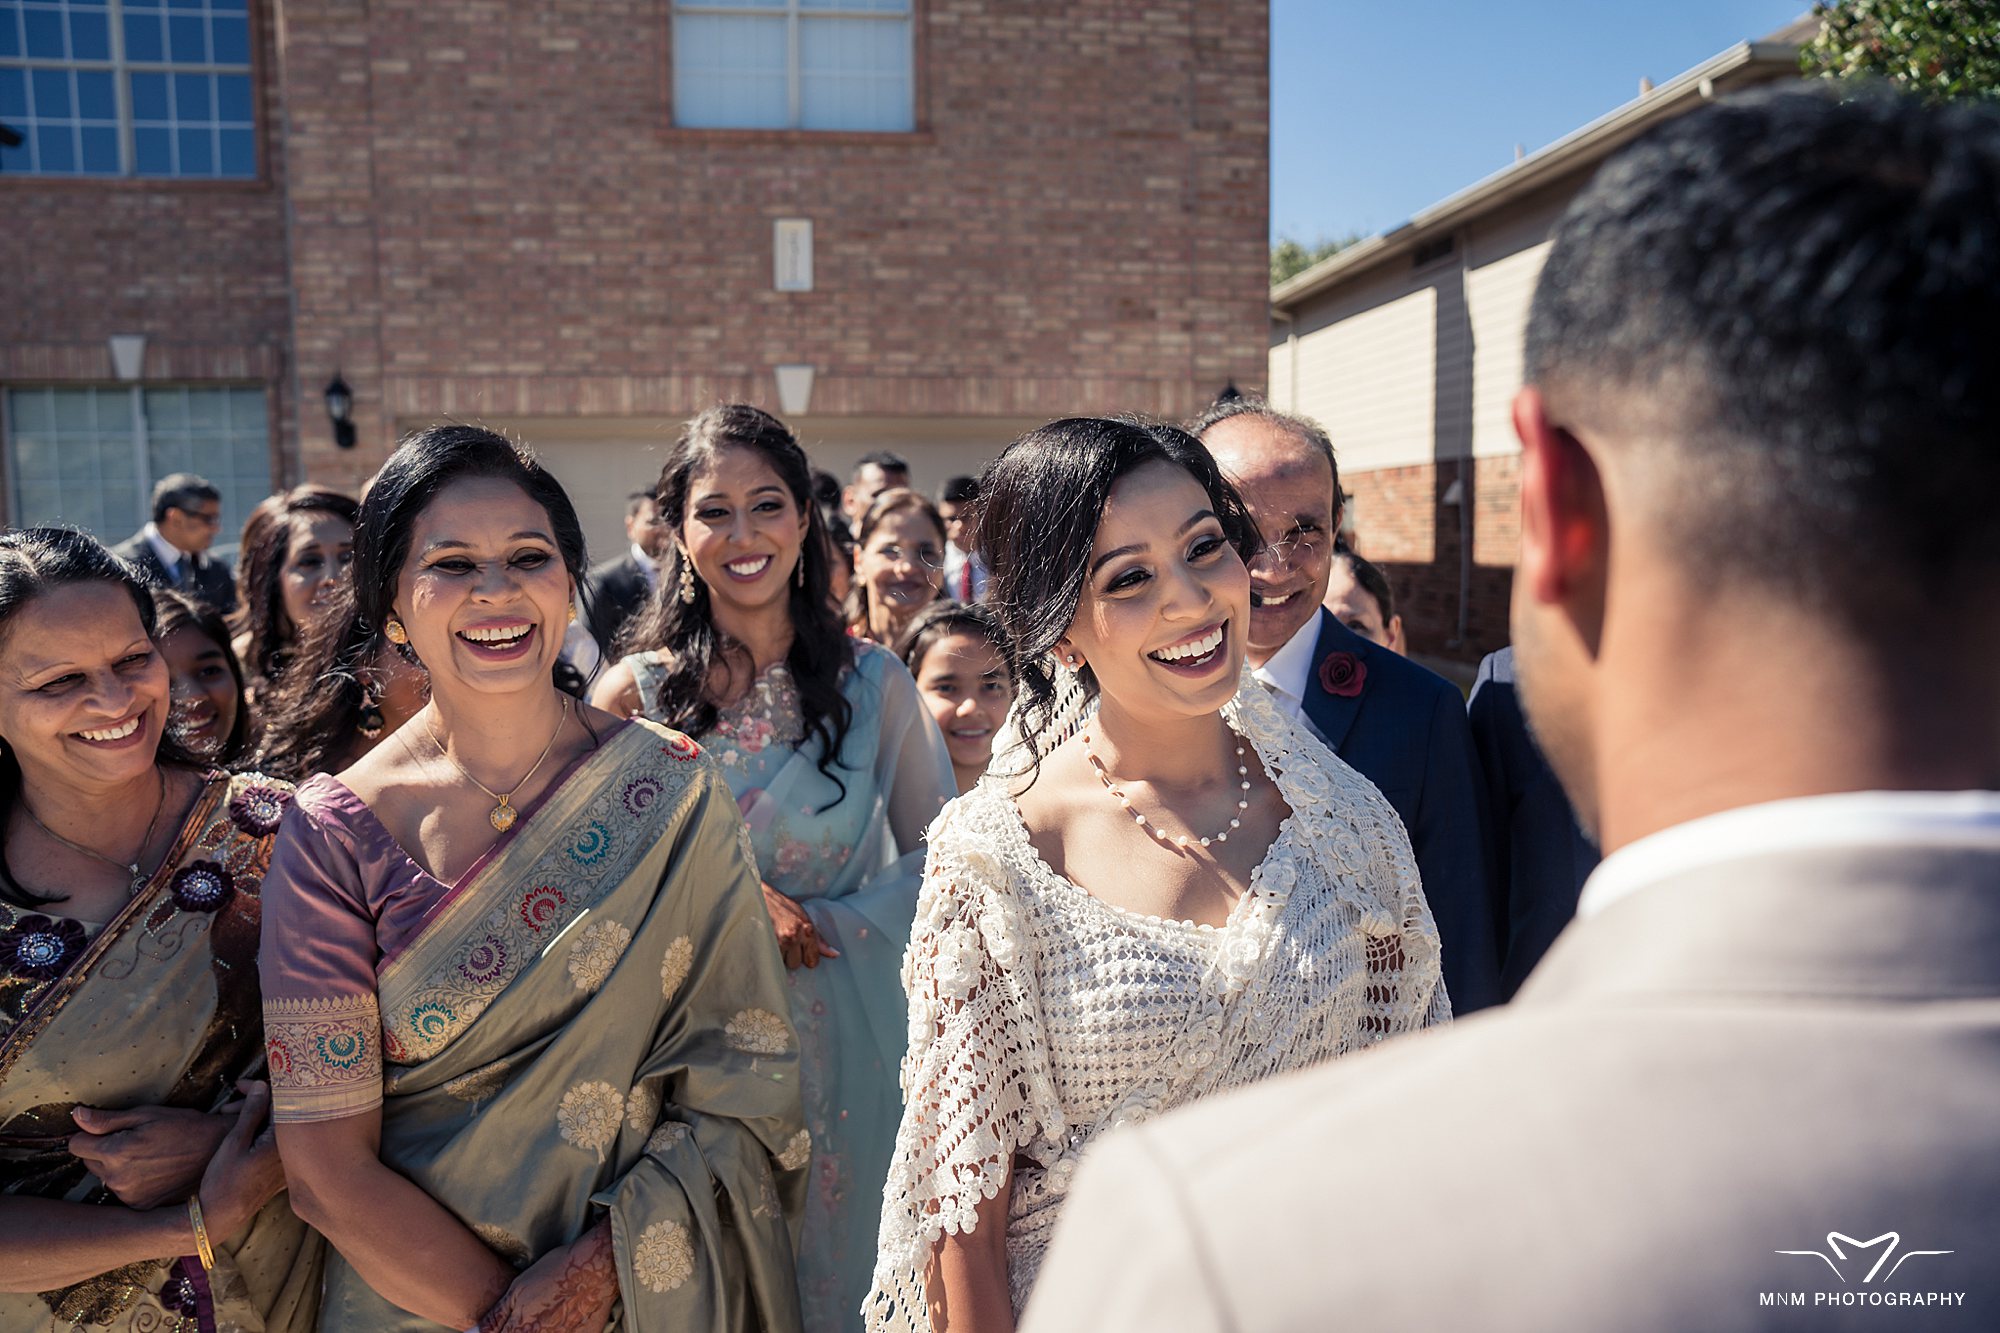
top-left (266, 992), bottom-right (383, 1123)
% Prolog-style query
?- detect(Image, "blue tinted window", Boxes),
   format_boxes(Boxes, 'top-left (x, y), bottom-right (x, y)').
top-left (167, 13), bottom-right (202, 62)
top-left (36, 121), bottom-right (74, 171)
top-left (68, 10), bottom-right (107, 60)
top-left (176, 124), bottom-right (208, 173)
top-left (123, 12), bottom-right (162, 61)
top-left (75, 68), bottom-right (112, 117)
top-left (31, 66), bottom-right (69, 116)
top-left (172, 70), bottom-right (207, 119)
top-left (3, 0), bottom-right (257, 177)
top-left (215, 71), bottom-right (249, 120)
top-left (133, 123), bottom-right (171, 173)
top-left (24, 8), bottom-right (64, 59)
top-left (211, 15), bottom-right (247, 64)
top-left (79, 123), bottom-right (116, 171)
top-left (129, 69), bottom-right (167, 119)
top-left (218, 125), bottom-right (251, 175)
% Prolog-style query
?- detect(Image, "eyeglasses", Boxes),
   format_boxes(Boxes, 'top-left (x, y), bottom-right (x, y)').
top-left (174, 507), bottom-right (223, 528)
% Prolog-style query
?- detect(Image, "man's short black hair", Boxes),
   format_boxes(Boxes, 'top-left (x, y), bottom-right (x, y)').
top-left (150, 473), bottom-right (221, 523)
top-left (624, 491), bottom-right (654, 520)
top-left (853, 450), bottom-right (909, 479)
top-left (1189, 395), bottom-right (1341, 503)
top-left (939, 475), bottom-right (979, 506)
top-left (1525, 85), bottom-right (2000, 613)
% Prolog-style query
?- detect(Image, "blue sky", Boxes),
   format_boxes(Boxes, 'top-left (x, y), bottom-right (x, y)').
top-left (1272, 0), bottom-right (1811, 243)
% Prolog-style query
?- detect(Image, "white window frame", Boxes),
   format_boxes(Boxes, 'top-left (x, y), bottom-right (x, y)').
top-left (0, 0), bottom-right (256, 178)
top-left (672, 0), bottom-right (914, 133)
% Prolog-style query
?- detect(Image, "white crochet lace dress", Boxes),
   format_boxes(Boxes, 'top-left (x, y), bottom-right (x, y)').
top-left (863, 673), bottom-right (1450, 1331)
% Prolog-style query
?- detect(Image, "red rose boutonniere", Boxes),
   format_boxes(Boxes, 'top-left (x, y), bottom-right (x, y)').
top-left (1317, 650), bottom-right (1366, 698)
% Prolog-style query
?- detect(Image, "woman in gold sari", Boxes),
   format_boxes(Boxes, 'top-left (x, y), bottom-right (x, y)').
top-left (0, 528), bottom-right (318, 1332)
top-left (260, 426), bottom-right (807, 1332)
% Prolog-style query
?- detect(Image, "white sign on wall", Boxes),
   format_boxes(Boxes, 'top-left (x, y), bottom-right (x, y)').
top-left (775, 218), bottom-right (814, 292)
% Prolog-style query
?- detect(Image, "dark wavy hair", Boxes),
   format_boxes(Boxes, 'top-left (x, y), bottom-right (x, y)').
top-left (617, 404), bottom-right (855, 799)
top-left (231, 485), bottom-right (361, 697)
top-left (845, 486), bottom-right (947, 637)
top-left (152, 587), bottom-right (253, 766)
top-left (254, 425), bottom-right (581, 780)
top-left (974, 417), bottom-right (1261, 760)
top-left (0, 528), bottom-right (207, 907)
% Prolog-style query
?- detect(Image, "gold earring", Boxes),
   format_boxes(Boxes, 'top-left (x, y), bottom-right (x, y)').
top-left (678, 559), bottom-right (697, 606)
top-left (568, 604), bottom-right (578, 624)
top-left (384, 617), bottom-right (409, 645)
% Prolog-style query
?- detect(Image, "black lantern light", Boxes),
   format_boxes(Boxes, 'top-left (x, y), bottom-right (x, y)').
top-left (324, 373), bottom-right (356, 449)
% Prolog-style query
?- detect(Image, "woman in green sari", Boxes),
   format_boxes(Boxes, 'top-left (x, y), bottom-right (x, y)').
top-left (0, 528), bottom-right (318, 1332)
top-left (261, 426), bottom-right (807, 1332)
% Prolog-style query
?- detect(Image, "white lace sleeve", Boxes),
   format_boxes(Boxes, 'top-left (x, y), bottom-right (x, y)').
top-left (863, 792), bottom-right (1062, 1333)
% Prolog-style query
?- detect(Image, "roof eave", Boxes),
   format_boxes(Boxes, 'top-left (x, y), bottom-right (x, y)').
top-left (1271, 39), bottom-right (1804, 310)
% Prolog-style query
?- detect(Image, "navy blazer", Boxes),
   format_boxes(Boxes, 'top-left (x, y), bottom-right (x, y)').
top-left (1466, 647), bottom-right (1599, 999)
top-left (1297, 611), bottom-right (1503, 1012)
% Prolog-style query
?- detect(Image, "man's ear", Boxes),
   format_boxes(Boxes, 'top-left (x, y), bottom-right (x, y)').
top-left (1512, 386), bottom-right (1607, 615)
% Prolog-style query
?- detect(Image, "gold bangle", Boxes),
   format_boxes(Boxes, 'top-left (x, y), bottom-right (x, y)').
top-left (186, 1197), bottom-right (217, 1272)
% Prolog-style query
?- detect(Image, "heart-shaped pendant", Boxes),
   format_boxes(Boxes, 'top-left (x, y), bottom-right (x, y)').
top-left (489, 801), bottom-right (517, 833)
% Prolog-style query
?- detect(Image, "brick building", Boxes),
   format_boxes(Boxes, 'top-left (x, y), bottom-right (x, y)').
top-left (1269, 23), bottom-right (1809, 666)
top-left (3, 0), bottom-right (1269, 555)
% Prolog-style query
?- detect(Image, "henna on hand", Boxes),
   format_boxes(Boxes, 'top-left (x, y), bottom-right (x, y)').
top-left (482, 1222), bottom-right (618, 1333)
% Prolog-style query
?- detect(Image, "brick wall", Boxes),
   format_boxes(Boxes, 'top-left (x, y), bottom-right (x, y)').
top-left (0, 1), bottom-right (295, 505)
top-left (1345, 453), bottom-right (1518, 664)
top-left (277, 0), bottom-right (1272, 488)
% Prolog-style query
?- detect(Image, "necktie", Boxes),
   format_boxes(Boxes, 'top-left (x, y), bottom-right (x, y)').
top-left (957, 561), bottom-right (974, 602)
top-left (177, 558), bottom-right (196, 592)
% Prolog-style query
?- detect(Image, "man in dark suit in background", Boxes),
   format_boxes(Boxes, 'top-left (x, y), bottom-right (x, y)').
top-left (1468, 644), bottom-right (1597, 997)
top-left (113, 473), bottom-right (236, 615)
top-left (1198, 399), bottom-right (1502, 1012)
top-left (580, 491), bottom-right (668, 656)
top-left (841, 450), bottom-right (910, 537)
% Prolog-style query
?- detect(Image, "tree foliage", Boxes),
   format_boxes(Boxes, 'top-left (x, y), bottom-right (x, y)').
top-left (1270, 233), bottom-right (1364, 286)
top-left (1800, 0), bottom-right (2000, 101)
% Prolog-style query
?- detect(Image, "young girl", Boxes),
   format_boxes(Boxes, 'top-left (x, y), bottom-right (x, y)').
top-left (900, 602), bottom-right (1015, 796)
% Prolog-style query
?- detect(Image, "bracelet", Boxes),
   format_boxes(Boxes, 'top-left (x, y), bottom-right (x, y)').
top-left (186, 1196), bottom-right (217, 1272)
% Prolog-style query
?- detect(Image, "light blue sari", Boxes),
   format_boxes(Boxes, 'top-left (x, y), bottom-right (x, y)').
top-left (627, 640), bottom-right (954, 1331)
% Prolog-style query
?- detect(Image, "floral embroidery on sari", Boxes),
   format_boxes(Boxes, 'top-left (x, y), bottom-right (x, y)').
top-left (555, 1080), bottom-right (624, 1161)
top-left (634, 1220), bottom-right (695, 1293)
top-left (265, 992), bottom-right (384, 1122)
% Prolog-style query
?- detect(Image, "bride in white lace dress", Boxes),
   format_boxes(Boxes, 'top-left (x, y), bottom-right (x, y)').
top-left (864, 418), bottom-right (1450, 1332)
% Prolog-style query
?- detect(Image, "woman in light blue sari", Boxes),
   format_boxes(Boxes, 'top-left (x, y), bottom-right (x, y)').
top-left (594, 405), bottom-right (955, 1331)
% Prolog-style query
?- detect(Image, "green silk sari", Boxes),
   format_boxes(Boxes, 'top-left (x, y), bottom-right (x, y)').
top-left (0, 771), bottom-right (321, 1332)
top-left (264, 720), bottom-right (808, 1332)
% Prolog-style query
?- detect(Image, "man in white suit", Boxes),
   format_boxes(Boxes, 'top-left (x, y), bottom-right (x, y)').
top-left (1023, 86), bottom-right (2000, 1332)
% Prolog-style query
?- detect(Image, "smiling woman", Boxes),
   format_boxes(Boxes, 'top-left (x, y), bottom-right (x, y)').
top-left (0, 528), bottom-right (320, 1333)
top-left (257, 425), bottom-right (809, 1333)
top-left (865, 419), bottom-right (1450, 1333)
top-left (594, 404), bottom-right (955, 1329)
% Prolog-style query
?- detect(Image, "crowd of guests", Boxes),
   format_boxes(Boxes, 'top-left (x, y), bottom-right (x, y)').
top-left (2, 85), bottom-right (1995, 1332)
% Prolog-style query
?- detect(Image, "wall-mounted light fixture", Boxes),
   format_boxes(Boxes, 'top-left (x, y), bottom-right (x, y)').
top-left (324, 373), bottom-right (356, 449)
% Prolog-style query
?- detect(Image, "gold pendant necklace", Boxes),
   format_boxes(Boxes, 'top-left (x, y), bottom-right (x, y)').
top-left (426, 698), bottom-right (570, 833)
top-left (20, 768), bottom-right (169, 893)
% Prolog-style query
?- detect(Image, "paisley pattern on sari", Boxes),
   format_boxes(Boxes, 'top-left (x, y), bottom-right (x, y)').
top-left (260, 719), bottom-right (809, 1332)
top-left (0, 771), bottom-right (322, 1332)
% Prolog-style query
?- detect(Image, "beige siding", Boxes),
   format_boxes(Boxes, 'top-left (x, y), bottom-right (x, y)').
top-left (1286, 274), bottom-right (1437, 475)
top-left (1466, 195), bottom-right (1565, 460)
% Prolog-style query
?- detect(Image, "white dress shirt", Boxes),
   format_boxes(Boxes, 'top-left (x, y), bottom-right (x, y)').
top-left (1249, 612), bottom-right (1320, 725)
top-left (629, 543), bottom-right (659, 589)
top-left (143, 522), bottom-right (191, 581)
top-left (1578, 789), bottom-right (2000, 920)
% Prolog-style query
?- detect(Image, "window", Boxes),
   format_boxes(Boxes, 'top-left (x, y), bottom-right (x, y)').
top-left (0, 0), bottom-right (256, 178)
top-left (673, 0), bottom-right (913, 133)
top-left (6, 386), bottom-right (271, 549)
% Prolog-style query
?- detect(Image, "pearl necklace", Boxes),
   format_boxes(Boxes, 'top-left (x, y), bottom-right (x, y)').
top-left (1082, 730), bottom-right (1251, 851)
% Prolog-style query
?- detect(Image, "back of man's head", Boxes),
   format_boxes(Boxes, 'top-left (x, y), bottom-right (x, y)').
top-left (1525, 85), bottom-right (2000, 621)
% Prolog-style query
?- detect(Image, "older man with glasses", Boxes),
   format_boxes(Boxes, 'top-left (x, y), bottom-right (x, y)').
top-left (113, 472), bottom-right (238, 615)
top-left (1195, 398), bottom-right (1502, 1012)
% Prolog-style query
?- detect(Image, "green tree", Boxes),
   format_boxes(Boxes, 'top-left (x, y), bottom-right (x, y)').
top-left (1799, 0), bottom-right (2000, 100)
top-left (1270, 233), bottom-right (1364, 286)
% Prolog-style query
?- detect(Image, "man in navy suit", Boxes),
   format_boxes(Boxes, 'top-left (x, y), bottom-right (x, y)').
top-left (1467, 646), bottom-right (1597, 997)
top-left (1198, 400), bottom-right (1503, 1011)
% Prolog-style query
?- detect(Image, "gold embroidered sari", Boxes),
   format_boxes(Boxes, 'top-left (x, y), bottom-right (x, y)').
top-left (261, 720), bottom-right (808, 1332)
top-left (0, 771), bottom-right (322, 1332)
